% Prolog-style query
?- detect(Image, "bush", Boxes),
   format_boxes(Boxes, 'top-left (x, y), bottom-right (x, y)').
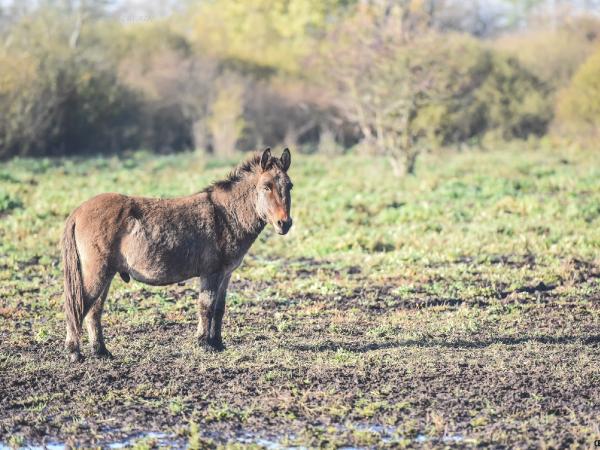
top-left (115, 23), bottom-right (206, 153)
top-left (191, 0), bottom-right (340, 74)
top-left (0, 2), bottom-right (580, 160)
top-left (0, 10), bottom-right (143, 158)
top-left (475, 53), bottom-right (552, 140)
top-left (494, 17), bottom-right (600, 89)
top-left (556, 47), bottom-right (600, 137)
top-left (0, 50), bottom-right (48, 157)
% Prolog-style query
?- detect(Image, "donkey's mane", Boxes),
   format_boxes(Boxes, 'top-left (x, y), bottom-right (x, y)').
top-left (204, 153), bottom-right (263, 192)
top-left (205, 152), bottom-right (285, 193)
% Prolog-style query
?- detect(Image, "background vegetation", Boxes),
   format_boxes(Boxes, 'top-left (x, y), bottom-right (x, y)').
top-left (0, 0), bottom-right (598, 174)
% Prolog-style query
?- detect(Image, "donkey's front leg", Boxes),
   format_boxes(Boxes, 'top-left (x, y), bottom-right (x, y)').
top-left (196, 274), bottom-right (222, 350)
top-left (209, 274), bottom-right (231, 351)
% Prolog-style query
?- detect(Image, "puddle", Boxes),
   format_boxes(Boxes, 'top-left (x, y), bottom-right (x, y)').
top-left (108, 432), bottom-right (176, 449)
top-left (0, 426), bottom-right (465, 448)
top-left (416, 433), bottom-right (465, 444)
top-left (337, 423), bottom-right (465, 447)
top-left (0, 431), bottom-right (296, 449)
top-left (235, 432), bottom-right (306, 450)
top-left (0, 433), bottom-right (180, 450)
top-left (0, 444), bottom-right (65, 450)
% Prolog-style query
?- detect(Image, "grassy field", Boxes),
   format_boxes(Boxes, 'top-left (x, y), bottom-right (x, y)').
top-left (0, 146), bottom-right (599, 448)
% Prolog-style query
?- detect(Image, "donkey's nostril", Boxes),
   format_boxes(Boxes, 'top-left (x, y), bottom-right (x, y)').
top-left (276, 218), bottom-right (292, 234)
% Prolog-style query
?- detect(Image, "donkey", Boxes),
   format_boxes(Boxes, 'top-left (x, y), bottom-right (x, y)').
top-left (62, 148), bottom-right (293, 362)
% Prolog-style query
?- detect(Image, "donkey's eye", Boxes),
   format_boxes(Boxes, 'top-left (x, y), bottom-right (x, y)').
top-left (263, 184), bottom-right (271, 192)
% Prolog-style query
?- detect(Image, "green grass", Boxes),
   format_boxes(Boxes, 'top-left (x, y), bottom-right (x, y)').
top-left (0, 145), bottom-right (599, 447)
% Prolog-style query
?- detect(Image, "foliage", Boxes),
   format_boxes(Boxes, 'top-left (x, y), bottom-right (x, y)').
top-left (475, 52), bottom-right (551, 140)
top-left (207, 73), bottom-right (246, 156)
top-left (191, 0), bottom-right (343, 74)
top-left (0, 189), bottom-right (22, 214)
top-left (0, 1), bottom-right (595, 162)
top-left (313, 6), bottom-right (458, 176)
top-left (494, 17), bottom-right (600, 89)
top-left (313, 5), bottom-right (550, 176)
top-left (115, 21), bottom-right (207, 152)
top-left (0, 49), bottom-right (47, 157)
top-left (556, 46), bottom-right (600, 136)
top-left (0, 8), bottom-right (142, 158)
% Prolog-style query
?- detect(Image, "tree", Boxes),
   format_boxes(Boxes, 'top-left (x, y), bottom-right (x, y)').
top-left (314, 5), bottom-right (485, 176)
top-left (207, 73), bottom-right (246, 156)
top-left (190, 0), bottom-right (346, 74)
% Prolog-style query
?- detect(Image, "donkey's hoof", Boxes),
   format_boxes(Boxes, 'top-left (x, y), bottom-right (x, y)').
top-left (198, 339), bottom-right (226, 352)
top-left (211, 341), bottom-right (226, 352)
top-left (69, 351), bottom-right (84, 363)
top-left (93, 347), bottom-right (114, 359)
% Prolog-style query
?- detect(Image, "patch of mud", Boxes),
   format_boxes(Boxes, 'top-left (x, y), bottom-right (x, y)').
top-left (1, 258), bottom-right (599, 448)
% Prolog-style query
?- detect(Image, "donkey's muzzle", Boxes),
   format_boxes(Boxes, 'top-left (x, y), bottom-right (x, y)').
top-left (276, 217), bottom-right (293, 235)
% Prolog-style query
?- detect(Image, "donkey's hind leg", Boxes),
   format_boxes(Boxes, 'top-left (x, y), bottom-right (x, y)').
top-left (65, 318), bottom-right (84, 363)
top-left (66, 261), bottom-right (113, 362)
top-left (85, 278), bottom-right (114, 358)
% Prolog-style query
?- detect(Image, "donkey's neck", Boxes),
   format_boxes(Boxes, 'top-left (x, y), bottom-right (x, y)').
top-left (210, 175), bottom-right (265, 245)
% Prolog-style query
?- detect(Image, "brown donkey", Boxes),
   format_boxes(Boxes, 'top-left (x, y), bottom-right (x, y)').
top-left (62, 148), bottom-right (293, 362)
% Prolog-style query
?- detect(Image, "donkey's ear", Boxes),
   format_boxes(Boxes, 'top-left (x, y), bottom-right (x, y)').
top-left (260, 148), bottom-right (272, 171)
top-left (280, 148), bottom-right (291, 172)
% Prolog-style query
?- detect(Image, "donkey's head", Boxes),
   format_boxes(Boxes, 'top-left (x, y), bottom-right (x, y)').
top-left (256, 148), bottom-right (293, 235)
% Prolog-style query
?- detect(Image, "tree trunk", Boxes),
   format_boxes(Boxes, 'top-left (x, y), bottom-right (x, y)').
top-left (389, 148), bottom-right (419, 177)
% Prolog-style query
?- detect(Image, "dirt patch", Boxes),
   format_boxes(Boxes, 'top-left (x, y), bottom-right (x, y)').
top-left (1, 272), bottom-right (599, 448)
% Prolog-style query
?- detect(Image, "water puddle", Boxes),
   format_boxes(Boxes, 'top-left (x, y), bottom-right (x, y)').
top-left (0, 444), bottom-right (65, 450)
top-left (0, 425), bottom-right (466, 448)
top-left (0, 433), bottom-right (182, 450)
top-left (108, 432), bottom-right (176, 449)
top-left (416, 433), bottom-right (465, 444)
top-left (235, 432), bottom-right (306, 450)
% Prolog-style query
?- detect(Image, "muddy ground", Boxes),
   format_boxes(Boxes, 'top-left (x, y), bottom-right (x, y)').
top-left (1, 255), bottom-right (599, 448)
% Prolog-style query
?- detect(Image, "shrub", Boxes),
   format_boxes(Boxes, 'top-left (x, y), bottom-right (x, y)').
top-left (191, 0), bottom-right (341, 74)
top-left (0, 10), bottom-right (143, 158)
top-left (116, 23), bottom-right (208, 153)
top-left (494, 17), bottom-right (600, 89)
top-left (312, 7), bottom-right (476, 176)
top-left (476, 53), bottom-right (552, 140)
top-left (0, 50), bottom-right (48, 157)
top-left (556, 47), bottom-right (600, 137)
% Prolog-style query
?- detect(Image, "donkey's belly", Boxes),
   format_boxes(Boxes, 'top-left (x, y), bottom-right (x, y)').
top-left (127, 266), bottom-right (194, 286)
top-left (124, 248), bottom-right (201, 285)
top-left (119, 220), bottom-right (207, 285)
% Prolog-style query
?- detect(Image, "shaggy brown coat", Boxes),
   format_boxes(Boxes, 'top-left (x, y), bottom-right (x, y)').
top-left (63, 148), bottom-right (293, 362)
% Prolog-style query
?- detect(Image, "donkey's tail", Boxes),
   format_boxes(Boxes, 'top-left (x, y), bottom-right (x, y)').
top-left (62, 217), bottom-right (85, 338)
